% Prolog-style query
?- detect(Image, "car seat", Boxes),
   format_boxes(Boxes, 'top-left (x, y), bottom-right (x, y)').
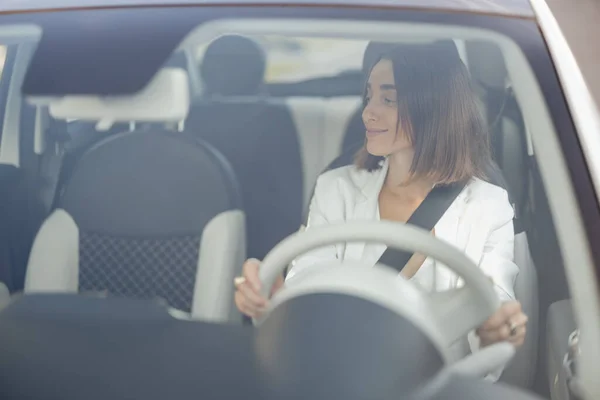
top-left (186, 35), bottom-right (304, 260)
top-left (25, 68), bottom-right (246, 322)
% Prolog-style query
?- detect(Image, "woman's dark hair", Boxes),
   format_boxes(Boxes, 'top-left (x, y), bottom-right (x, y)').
top-left (355, 42), bottom-right (492, 185)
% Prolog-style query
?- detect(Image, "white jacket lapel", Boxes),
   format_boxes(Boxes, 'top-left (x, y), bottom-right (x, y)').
top-left (344, 159), bottom-right (388, 264)
top-left (343, 160), bottom-right (472, 281)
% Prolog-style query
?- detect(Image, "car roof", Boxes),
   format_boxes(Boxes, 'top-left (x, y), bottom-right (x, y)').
top-left (0, 0), bottom-right (534, 18)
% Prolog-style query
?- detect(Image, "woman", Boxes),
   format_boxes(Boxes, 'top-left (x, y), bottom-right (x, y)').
top-left (234, 43), bottom-right (527, 378)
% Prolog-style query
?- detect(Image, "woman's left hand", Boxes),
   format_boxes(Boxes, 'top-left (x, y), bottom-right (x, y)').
top-left (476, 300), bottom-right (528, 348)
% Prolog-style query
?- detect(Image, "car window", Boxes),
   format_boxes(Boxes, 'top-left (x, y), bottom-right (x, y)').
top-left (0, 9), bottom-right (585, 399)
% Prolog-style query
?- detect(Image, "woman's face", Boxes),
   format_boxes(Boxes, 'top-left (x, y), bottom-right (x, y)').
top-left (362, 59), bottom-right (412, 157)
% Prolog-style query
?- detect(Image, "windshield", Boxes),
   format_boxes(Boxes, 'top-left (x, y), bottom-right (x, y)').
top-left (0, 5), bottom-right (579, 400)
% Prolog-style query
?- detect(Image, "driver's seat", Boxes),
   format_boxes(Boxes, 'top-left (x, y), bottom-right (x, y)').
top-left (308, 144), bottom-right (538, 386)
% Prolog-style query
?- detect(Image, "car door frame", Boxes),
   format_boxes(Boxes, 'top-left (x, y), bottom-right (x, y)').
top-left (530, 0), bottom-right (600, 399)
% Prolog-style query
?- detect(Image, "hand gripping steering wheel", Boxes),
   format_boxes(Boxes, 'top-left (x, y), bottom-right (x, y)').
top-left (255, 221), bottom-right (500, 357)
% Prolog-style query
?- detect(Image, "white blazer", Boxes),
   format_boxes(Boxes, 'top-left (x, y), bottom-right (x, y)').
top-left (286, 158), bottom-right (519, 380)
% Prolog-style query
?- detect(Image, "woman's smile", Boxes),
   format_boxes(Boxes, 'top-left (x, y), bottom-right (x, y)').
top-left (366, 128), bottom-right (388, 138)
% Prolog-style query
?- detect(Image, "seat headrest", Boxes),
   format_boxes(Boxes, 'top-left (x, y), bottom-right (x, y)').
top-left (47, 68), bottom-right (189, 131)
top-left (200, 35), bottom-right (266, 96)
top-left (465, 41), bottom-right (507, 89)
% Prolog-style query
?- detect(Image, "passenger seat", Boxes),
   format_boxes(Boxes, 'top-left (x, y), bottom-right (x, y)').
top-left (186, 35), bottom-right (304, 260)
top-left (25, 68), bottom-right (246, 323)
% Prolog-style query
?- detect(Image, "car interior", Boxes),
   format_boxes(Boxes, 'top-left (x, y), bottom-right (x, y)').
top-left (25, 69), bottom-right (246, 322)
top-left (0, 18), bottom-right (578, 399)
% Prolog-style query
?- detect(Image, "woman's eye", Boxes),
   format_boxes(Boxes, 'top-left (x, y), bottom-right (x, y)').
top-left (383, 97), bottom-right (397, 105)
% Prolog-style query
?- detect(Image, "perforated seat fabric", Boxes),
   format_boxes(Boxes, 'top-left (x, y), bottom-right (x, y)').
top-left (25, 130), bottom-right (245, 322)
top-left (78, 232), bottom-right (201, 311)
top-left (186, 35), bottom-right (303, 260)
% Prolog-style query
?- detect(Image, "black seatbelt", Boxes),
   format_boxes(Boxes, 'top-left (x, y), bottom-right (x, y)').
top-left (377, 182), bottom-right (466, 273)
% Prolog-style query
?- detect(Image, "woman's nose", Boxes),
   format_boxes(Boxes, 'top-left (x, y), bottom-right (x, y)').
top-left (362, 103), bottom-right (378, 123)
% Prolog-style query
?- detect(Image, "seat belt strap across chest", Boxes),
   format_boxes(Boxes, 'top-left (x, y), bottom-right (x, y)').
top-left (377, 182), bottom-right (467, 273)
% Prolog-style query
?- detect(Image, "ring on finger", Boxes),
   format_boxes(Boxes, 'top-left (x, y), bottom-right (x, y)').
top-left (508, 320), bottom-right (518, 336)
top-left (234, 276), bottom-right (247, 288)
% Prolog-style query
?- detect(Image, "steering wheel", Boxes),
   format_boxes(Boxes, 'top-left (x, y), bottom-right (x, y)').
top-left (256, 221), bottom-right (500, 356)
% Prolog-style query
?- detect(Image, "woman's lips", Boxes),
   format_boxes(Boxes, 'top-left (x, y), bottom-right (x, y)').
top-left (366, 129), bottom-right (388, 137)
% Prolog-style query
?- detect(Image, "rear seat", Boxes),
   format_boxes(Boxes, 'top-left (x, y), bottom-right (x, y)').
top-left (185, 35), bottom-right (304, 260)
top-left (286, 96), bottom-right (361, 212)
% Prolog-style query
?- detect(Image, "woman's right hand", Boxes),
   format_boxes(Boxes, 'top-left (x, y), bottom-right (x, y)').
top-left (234, 258), bottom-right (284, 318)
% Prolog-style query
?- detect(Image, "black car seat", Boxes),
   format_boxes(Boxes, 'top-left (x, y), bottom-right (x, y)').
top-left (185, 35), bottom-right (304, 260)
top-left (25, 68), bottom-right (246, 323)
top-left (44, 51), bottom-right (194, 213)
top-left (26, 130), bottom-right (245, 321)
